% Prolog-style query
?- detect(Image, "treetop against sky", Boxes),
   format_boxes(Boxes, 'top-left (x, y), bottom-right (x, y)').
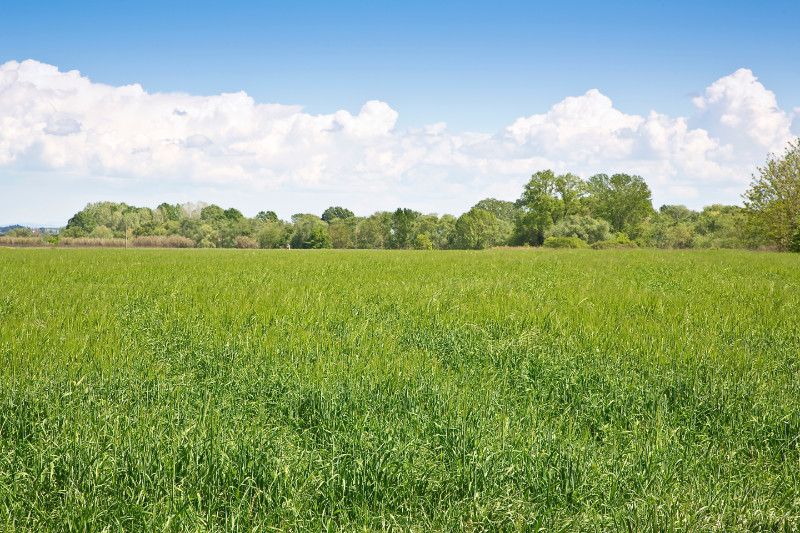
top-left (0, 0), bottom-right (798, 225)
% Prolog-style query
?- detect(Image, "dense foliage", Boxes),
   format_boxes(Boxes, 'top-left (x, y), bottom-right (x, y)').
top-left (743, 138), bottom-right (800, 251)
top-left (1, 248), bottom-right (799, 530)
top-left (23, 171), bottom-right (768, 250)
top-left (7, 140), bottom-right (800, 250)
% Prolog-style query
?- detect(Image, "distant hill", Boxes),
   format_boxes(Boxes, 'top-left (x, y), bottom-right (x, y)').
top-left (0, 225), bottom-right (61, 235)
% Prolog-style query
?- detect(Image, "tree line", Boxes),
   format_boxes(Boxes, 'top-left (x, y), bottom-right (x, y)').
top-left (4, 139), bottom-right (799, 250)
top-left (44, 176), bottom-right (755, 250)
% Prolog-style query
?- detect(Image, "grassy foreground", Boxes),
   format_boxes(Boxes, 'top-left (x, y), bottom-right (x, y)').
top-left (1, 248), bottom-right (799, 531)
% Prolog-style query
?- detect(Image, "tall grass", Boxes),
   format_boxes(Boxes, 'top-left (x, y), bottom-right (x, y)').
top-left (132, 235), bottom-right (195, 248)
top-left (0, 236), bottom-right (50, 245)
top-left (0, 248), bottom-right (798, 531)
top-left (58, 237), bottom-right (126, 247)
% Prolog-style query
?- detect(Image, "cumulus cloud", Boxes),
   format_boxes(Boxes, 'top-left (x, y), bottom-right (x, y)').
top-left (0, 59), bottom-right (797, 220)
top-left (691, 69), bottom-right (793, 152)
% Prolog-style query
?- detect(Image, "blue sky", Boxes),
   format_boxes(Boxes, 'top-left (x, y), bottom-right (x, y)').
top-left (1, 0), bottom-right (799, 225)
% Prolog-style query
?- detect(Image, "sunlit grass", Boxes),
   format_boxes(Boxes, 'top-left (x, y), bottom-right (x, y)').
top-left (1, 248), bottom-right (799, 531)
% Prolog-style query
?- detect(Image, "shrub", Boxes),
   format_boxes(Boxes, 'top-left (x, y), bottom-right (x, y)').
top-left (305, 226), bottom-right (332, 249)
top-left (544, 215), bottom-right (613, 244)
top-left (258, 222), bottom-right (291, 249)
top-left (790, 223), bottom-right (800, 253)
top-left (413, 233), bottom-right (433, 250)
top-left (542, 236), bottom-right (588, 249)
top-left (591, 233), bottom-right (638, 249)
top-left (5, 228), bottom-right (34, 238)
top-left (89, 225), bottom-right (114, 239)
top-left (234, 235), bottom-right (259, 249)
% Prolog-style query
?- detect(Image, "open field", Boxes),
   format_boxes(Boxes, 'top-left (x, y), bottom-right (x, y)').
top-left (1, 248), bottom-right (799, 531)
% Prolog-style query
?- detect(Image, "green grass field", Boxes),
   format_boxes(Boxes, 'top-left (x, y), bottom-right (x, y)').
top-left (1, 248), bottom-right (799, 531)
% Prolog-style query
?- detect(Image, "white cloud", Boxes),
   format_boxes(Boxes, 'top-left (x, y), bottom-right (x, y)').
top-left (691, 68), bottom-right (793, 152)
top-left (0, 59), bottom-right (798, 224)
top-left (504, 89), bottom-right (644, 162)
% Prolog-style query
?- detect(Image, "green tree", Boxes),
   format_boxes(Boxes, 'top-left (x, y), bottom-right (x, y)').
top-left (455, 208), bottom-right (502, 250)
top-left (290, 214), bottom-right (328, 249)
top-left (219, 218), bottom-right (256, 248)
top-left (544, 215), bottom-right (613, 244)
top-left (790, 220), bottom-right (800, 252)
top-left (223, 208), bottom-right (244, 221)
top-left (257, 221), bottom-right (291, 249)
top-left (321, 206), bottom-right (355, 222)
top-left (663, 223), bottom-right (695, 249)
top-left (413, 214), bottom-right (439, 240)
top-left (6, 227), bottom-right (33, 238)
top-left (65, 209), bottom-right (98, 236)
top-left (658, 205), bottom-right (697, 225)
top-left (256, 211), bottom-right (279, 223)
top-left (176, 218), bottom-right (216, 245)
top-left (693, 205), bottom-right (750, 249)
top-left (305, 225), bottom-right (332, 249)
top-left (472, 198), bottom-right (521, 223)
top-left (390, 208), bottom-right (420, 249)
top-left (157, 203), bottom-right (181, 222)
top-left (432, 214), bottom-right (457, 250)
top-left (553, 173), bottom-right (585, 220)
top-left (358, 212), bottom-right (392, 249)
top-left (513, 170), bottom-right (585, 245)
top-left (198, 224), bottom-right (219, 247)
top-left (133, 221), bottom-right (166, 237)
top-left (89, 225), bottom-right (114, 239)
top-left (200, 204), bottom-right (225, 222)
top-left (413, 233), bottom-right (433, 250)
top-left (586, 173), bottom-right (654, 237)
top-left (327, 217), bottom-right (360, 248)
top-left (743, 139), bottom-right (800, 251)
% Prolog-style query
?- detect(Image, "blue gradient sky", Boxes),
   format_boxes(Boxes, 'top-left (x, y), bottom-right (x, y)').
top-left (4, 1), bottom-right (798, 129)
top-left (1, 0), bottom-right (799, 225)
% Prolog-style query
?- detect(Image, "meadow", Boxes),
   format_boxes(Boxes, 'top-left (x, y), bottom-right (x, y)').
top-left (0, 248), bottom-right (798, 531)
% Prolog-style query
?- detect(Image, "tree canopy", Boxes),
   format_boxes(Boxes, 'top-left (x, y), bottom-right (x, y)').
top-left (586, 173), bottom-right (654, 237)
top-left (511, 170), bottom-right (588, 245)
top-left (743, 138), bottom-right (800, 251)
top-left (23, 165), bottom-right (779, 251)
top-left (321, 206), bottom-right (355, 222)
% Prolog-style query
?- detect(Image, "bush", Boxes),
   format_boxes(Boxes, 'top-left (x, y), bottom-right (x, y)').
top-left (544, 215), bottom-right (613, 244)
top-left (305, 226), bottom-right (332, 249)
top-left (60, 226), bottom-right (88, 238)
top-left (542, 236), bottom-right (588, 249)
top-left (258, 222), bottom-right (291, 249)
top-left (89, 225), bottom-right (114, 239)
top-left (413, 233), bottom-right (433, 250)
top-left (591, 233), bottom-right (638, 249)
top-left (790, 224), bottom-right (800, 253)
top-left (132, 235), bottom-right (195, 248)
top-left (5, 228), bottom-right (34, 238)
top-left (234, 235), bottom-right (259, 249)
